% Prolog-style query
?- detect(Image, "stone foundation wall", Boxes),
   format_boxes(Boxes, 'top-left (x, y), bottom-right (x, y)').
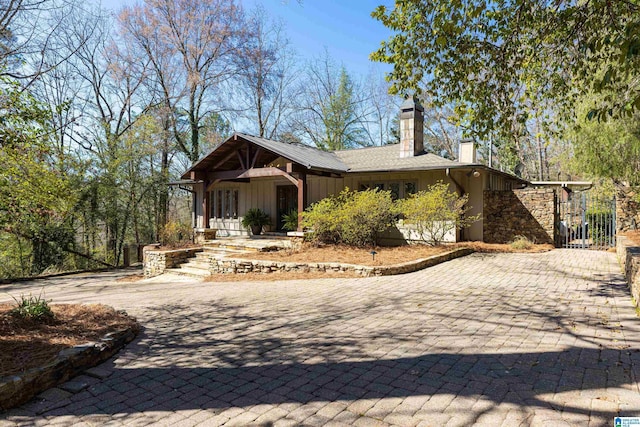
top-left (143, 247), bottom-right (202, 278)
top-left (617, 235), bottom-right (640, 307)
top-left (616, 186), bottom-right (640, 232)
top-left (484, 188), bottom-right (556, 244)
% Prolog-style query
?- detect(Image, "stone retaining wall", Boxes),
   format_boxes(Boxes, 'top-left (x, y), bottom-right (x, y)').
top-left (616, 186), bottom-right (640, 232)
top-left (206, 247), bottom-right (473, 277)
top-left (483, 188), bottom-right (556, 244)
top-left (0, 325), bottom-right (139, 411)
top-left (617, 235), bottom-right (640, 307)
top-left (143, 247), bottom-right (203, 278)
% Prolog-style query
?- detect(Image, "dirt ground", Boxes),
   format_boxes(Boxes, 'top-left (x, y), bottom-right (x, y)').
top-left (0, 303), bottom-right (138, 377)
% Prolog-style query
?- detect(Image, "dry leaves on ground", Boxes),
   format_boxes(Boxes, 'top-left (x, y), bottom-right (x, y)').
top-left (0, 303), bottom-right (138, 377)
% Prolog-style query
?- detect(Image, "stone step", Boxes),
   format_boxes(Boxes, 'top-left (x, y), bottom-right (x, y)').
top-left (181, 260), bottom-right (210, 270)
top-left (202, 245), bottom-right (256, 254)
top-left (168, 266), bottom-right (211, 277)
top-left (205, 243), bottom-right (262, 252)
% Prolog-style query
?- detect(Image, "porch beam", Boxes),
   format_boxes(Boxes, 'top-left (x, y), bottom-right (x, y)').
top-left (211, 167), bottom-right (299, 186)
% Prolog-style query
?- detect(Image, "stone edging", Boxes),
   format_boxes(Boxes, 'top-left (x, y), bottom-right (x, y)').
top-left (211, 247), bottom-right (475, 277)
top-left (0, 322), bottom-right (140, 411)
top-left (617, 235), bottom-right (640, 307)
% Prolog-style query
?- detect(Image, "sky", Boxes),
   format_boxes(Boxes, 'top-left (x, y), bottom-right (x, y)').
top-left (97, 0), bottom-right (395, 78)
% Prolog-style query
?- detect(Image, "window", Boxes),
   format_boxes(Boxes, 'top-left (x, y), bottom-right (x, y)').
top-left (359, 180), bottom-right (417, 199)
top-left (210, 188), bottom-right (239, 219)
top-left (404, 182), bottom-right (417, 196)
top-left (389, 183), bottom-right (400, 200)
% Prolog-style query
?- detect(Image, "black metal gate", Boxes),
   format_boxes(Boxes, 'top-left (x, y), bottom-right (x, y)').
top-left (556, 192), bottom-right (616, 250)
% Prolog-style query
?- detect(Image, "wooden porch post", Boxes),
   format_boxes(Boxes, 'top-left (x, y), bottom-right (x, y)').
top-left (202, 181), bottom-right (210, 229)
top-left (297, 173), bottom-right (307, 232)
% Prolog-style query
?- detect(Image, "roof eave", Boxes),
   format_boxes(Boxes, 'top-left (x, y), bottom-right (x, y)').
top-left (344, 163), bottom-right (529, 184)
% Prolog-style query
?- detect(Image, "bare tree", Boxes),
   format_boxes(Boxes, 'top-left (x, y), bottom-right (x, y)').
top-left (234, 5), bottom-right (297, 139)
top-left (362, 69), bottom-right (401, 146)
top-left (290, 51), bottom-right (370, 150)
top-left (119, 0), bottom-right (244, 162)
top-left (0, 0), bottom-right (93, 87)
top-left (420, 96), bottom-right (462, 159)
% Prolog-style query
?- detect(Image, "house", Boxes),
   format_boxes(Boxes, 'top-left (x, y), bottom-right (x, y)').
top-left (180, 99), bottom-right (530, 243)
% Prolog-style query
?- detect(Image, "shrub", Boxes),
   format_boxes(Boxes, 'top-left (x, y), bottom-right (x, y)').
top-left (11, 291), bottom-right (54, 321)
top-left (241, 208), bottom-right (271, 230)
top-left (281, 209), bottom-right (298, 231)
top-left (510, 235), bottom-right (534, 250)
top-left (398, 181), bottom-right (480, 245)
top-left (160, 220), bottom-right (192, 247)
top-left (301, 196), bottom-right (341, 243)
top-left (302, 188), bottom-right (396, 246)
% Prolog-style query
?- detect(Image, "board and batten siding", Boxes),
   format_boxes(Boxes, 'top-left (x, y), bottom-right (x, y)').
top-left (194, 168), bottom-right (501, 241)
top-left (196, 177), bottom-right (295, 237)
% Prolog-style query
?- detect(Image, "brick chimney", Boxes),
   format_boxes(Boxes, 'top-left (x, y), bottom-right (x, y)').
top-left (399, 98), bottom-right (424, 158)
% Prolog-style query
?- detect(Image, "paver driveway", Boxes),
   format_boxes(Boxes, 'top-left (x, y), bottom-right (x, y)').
top-left (1, 249), bottom-right (640, 426)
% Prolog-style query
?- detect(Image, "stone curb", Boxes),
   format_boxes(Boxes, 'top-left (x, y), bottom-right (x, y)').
top-left (0, 319), bottom-right (140, 411)
top-left (210, 247), bottom-right (475, 277)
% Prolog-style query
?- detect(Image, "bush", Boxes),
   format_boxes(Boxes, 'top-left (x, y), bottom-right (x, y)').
top-left (281, 209), bottom-right (298, 231)
top-left (302, 188), bottom-right (396, 246)
top-left (160, 220), bottom-right (192, 247)
top-left (397, 181), bottom-right (480, 245)
top-left (510, 235), bottom-right (534, 250)
top-left (11, 291), bottom-right (54, 321)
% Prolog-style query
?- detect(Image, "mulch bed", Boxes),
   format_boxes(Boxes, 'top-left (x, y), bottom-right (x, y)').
top-left (235, 243), bottom-right (451, 266)
top-left (0, 303), bottom-right (138, 378)
top-left (234, 241), bottom-right (554, 266)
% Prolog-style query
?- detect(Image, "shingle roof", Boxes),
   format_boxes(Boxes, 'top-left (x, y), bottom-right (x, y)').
top-left (238, 133), bottom-right (348, 173)
top-left (334, 144), bottom-right (465, 172)
top-left (182, 133), bottom-right (526, 185)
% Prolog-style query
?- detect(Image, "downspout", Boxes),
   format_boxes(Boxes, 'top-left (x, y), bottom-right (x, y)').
top-left (446, 168), bottom-right (466, 241)
top-left (446, 168), bottom-right (465, 195)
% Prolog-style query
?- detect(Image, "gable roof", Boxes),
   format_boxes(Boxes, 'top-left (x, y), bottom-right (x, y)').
top-left (181, 133), bottom-right (349, 179)
top-left (239, 133), bottom-right (348, 173)
top-left (181, 132), bottom-right (527, 185)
